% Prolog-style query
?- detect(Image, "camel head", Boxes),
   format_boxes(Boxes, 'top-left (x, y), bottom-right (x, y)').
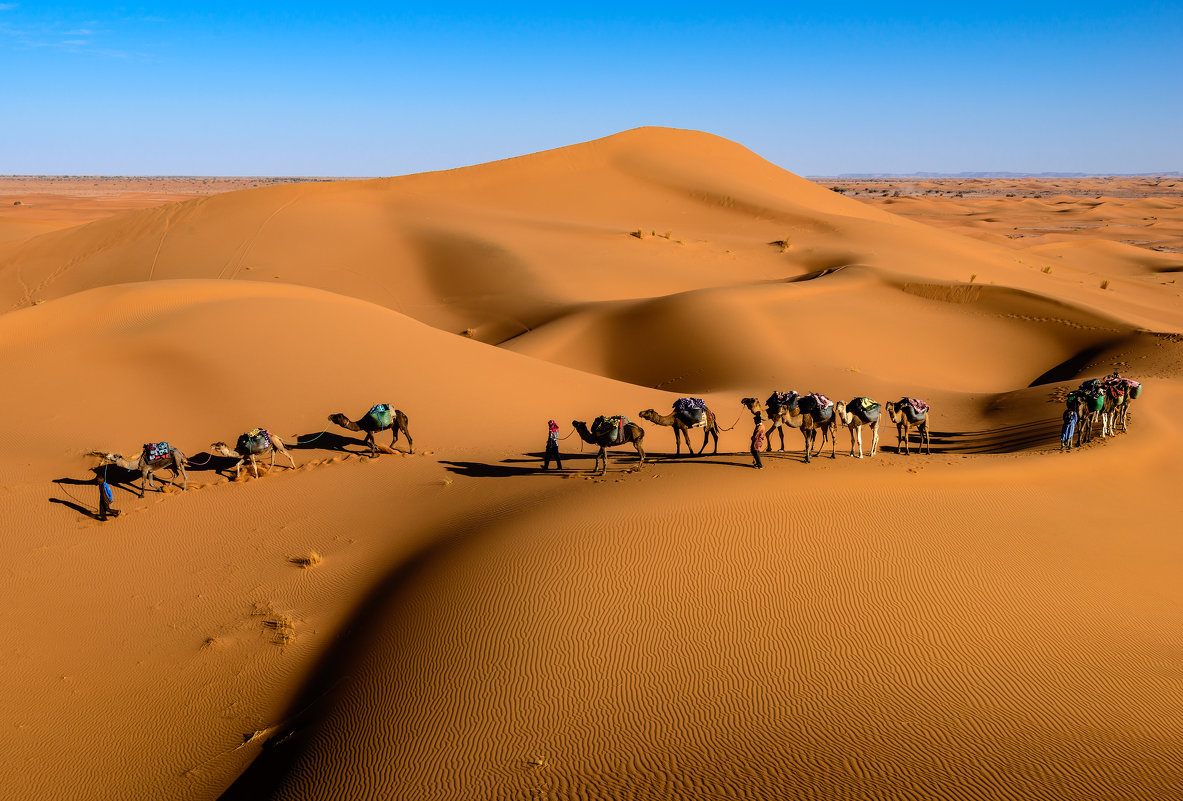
top-left (328, 413), bottom-right (346, 425)
top-left (740, 397), bottom-right (758, 412)
top-left (209, 442), bottom-right (234, 457)
top-left (638, 409), bottom-right (659, 423)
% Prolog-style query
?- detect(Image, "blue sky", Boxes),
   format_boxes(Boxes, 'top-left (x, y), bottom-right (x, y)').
top-left (1, 2), bottom-right (1179, 176)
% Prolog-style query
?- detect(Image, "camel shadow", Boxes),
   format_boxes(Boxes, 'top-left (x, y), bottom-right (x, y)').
top-left (289, 431), bottom-right (371, 454)
top-left (184, 451), bottom-right (239, 474)
top-left (885, 419), bottom-right (1062, 455)
top-left (442, 452), bottom-right (603, 478)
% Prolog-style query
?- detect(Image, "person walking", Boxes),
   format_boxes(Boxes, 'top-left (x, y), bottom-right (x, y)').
top-left (543, 420), bottom-right (563, 470)
top-left (1060, 407), bottom-right (1078, 452)
top-left (751, 416), bottom-right (766, 469)
top-left (98, 475), bottom-right (120, 521)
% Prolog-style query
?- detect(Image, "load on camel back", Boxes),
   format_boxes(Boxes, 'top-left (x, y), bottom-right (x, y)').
top-left (591, 415), bottom-right (630, 444)
top-left (366, 404), bottom-right (394, 428)
top-left (672, 397), bottom-right (710, 427)
top-left (797, 393), bottom-right (835, 422)
top-left (236, 428), bottom-right (272, 455)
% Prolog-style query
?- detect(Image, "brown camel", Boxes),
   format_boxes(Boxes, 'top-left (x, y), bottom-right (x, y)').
top-left (795, 393), bottom-right (838, 463)
top-left (572, 418), bottom-right (645, 475)
top-left (884, 399), bottom-right (931, 455)
top-left (639, 401), bottom-right (719, 455)
top-left (97, 443), bottom-right (188, 497)
top-left (210, 428), bottom-right (297, 479)
top-left (833, 398), bottom-right (881, 458)
top-left (741, 395), bottom-right (834, 463)
top-left (743, 391), bottom-right (803, 452)
top-left (328, 404), bottom-right (413, 457)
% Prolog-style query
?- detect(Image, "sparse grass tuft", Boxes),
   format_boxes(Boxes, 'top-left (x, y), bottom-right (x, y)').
top-left (264, 614), bottom-right (295, 645)
top-left (969, 274), bottom-right (977, 283)
top-left (1042, 265), bottom-right (1052, 274)
top-left (461, 328), bottom-right (475, 338)
top-left (290, 551), bottom-right (322, 569)
top-left (630, 229), bottom-right (644, 239)
top-left (1101, 279), bottom-right (1111, 290)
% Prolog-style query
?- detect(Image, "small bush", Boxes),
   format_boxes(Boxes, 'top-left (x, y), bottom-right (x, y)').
top-left (1101, 280), bottom-right (1110, 290)
top-left (1042, 266), bottom-right (1052, 274)
top-left (630, 229), bottom-right (644, 239)
top-left (290, 551), bottom-right (322, 568)
top-left (969, 274), bottom-right (977, 283)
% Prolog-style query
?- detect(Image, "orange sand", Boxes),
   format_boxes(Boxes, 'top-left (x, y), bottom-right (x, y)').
top-left (1, 129), bottom-right (1182, 800)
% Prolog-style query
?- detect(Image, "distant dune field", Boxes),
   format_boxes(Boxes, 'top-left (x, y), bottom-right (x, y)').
top-left (1, 129), bottom-right (1181, 800)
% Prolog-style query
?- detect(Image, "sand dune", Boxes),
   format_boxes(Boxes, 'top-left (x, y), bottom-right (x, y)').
top-left (3, 128), bottom-right (1183, 800)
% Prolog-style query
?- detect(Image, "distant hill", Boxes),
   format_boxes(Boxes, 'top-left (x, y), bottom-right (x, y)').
top-left (814, 171), bottom-right (1183, 179)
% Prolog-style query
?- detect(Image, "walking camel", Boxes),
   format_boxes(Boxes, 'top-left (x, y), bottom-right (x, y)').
top-left (328, 404), bottom-right (413, 457)
top-left (95, 443), bottom-right (188, 497)
top-left (639, 399), bottom-right (719, 455)
top-left (754, 391), bottom-right (803, 452)
top-left (740, 395), bottom-right (834, 463)
top-left (884, 399), bottom-right (931, 455)
top-left (209, 428), bottom-right (297, 479)
top-left (833, 398), bottom-right (881, 458)
top-left (795, 394), bottom-right (837, 463)
top-left (571, 418), bottom-right (646, 475)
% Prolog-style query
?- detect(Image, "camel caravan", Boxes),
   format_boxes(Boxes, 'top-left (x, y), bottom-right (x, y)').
top-left (91, 404), bottom-right (414, 497)
top-left (84, 373), bottom-right (1141, 498)
top-left (1063, 373), bottom-right (1142, 450)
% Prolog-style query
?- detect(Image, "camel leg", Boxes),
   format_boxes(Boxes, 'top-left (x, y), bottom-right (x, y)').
top-left (233, 458), bottom-right (244, 480)
top-left (870, 420), bottom-right (880, 457)
top-left (766, 423), bottom-right (777, 453)
top-left (271, 436), bottom-right (297, 470)
top-left (853, 426), bottom-right (862, 458)
top-left (634, 440), bottom-right (645, 469)
top-left (139, 469), bottom-right (149, 498)
top-left (364, 432), bottom-right (377, 457)
top-left (401, 422), bottom-right (414, 454)
top-left (597, 446), bottom-right (607, 476)
top-left (803, 430), bottom-right (812, 464)
top-left (251, 455), bottom-right (260, 479)
top-left (829, 423), bottom-right (836, 459)
top-left (923, 423), bottom-right (931, 455)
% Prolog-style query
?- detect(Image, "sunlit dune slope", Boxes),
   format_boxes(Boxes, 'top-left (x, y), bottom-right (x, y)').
top-left (5, 127), bottom-right (1145, 348)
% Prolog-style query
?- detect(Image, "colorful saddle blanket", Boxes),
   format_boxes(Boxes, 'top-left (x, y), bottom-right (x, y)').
top-left (237, 429), bottom-right (272, 454)
top-left (366, 404), bottom-right (394, 428)
top-left (592, 415), bottom-right (629, 443)
top-left (142, 442), bottom-right (171, 463)
top-left (904, 398), bottom-right (929, 414)
top-left (673, 397), bottom-right (709, 426)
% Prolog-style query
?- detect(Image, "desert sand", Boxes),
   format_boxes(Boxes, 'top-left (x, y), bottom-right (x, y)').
top-left (1, 128), bottom-right (1182, 800)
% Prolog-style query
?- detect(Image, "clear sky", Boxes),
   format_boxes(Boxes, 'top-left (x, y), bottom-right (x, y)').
top-left (1, 2), bottom-right (1179, 176)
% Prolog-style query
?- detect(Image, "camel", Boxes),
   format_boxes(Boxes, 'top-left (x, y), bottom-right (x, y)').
top-left (328, 404), bottom-right (413, 457)
top-left (741, 395), bottom-right (834, 463)
top-left (639, 400), bottom-right (719, 455)
top-left (571, 417), bottom-right (645, 475)
top-left (210, 428), bottom-right (297, 479)
top-left (743, 391), bottom-right (802, 452)
top-left (1070, 380), bottom-right (1106, 445)
top-left (884, 399), bottom-right (931, 455)
top-left (1065, 391), bottom-right (1095, 447)
top-left (833, 398), bottom-right (881, 458)
top-left (97, 443), bottom-right (188, 497)
top-left (795, 394), bottom-right (838, 463)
